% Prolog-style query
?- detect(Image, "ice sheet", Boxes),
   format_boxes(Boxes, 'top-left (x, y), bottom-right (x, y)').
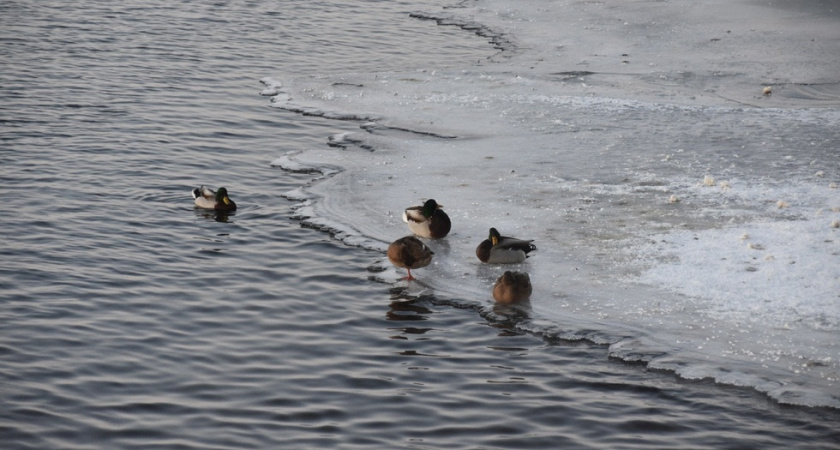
top-left (265, 0), bottom-right (840, 408)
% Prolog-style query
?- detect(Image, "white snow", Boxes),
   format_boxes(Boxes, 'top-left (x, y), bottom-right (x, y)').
top-left (265, 0), bottom-right (840, 408)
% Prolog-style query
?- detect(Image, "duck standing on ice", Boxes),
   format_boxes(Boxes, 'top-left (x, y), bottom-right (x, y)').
top-left (402, 199), bottom-right (451, 239)
top-left (476, 228), bottom-right (536, 264)
top-left (387, 236), bottom-right (434, 281)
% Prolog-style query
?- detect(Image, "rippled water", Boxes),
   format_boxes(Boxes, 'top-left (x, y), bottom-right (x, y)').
top-left (2, 1), bottom-right (839, 448)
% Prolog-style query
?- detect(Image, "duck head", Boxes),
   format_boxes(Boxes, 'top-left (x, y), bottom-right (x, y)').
top-left (488, 227), bottom-right (502, 246)
top-left (422, 199), bottom-right (443, 218)
top-left (216, 187), bottom-right (232, 206)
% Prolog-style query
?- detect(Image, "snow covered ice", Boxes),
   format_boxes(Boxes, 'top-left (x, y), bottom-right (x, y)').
top-left (266, 0), bottom-right (840, 408)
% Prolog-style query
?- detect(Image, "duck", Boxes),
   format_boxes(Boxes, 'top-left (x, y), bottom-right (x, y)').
top-left (476, 227), bottom-right (536, 263)
top-left (387, 236), bottom-right (434, 280)
top-left (192, 185), bottom-right (237, 212)
top-left (402, 199), bottom-right (451, 239)
top-left (493, 271), bottom-right (532, 304)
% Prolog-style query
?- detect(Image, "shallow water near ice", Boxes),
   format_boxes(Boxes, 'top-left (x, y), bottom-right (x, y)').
top-left (2, 0), bottom-right (840, 448)
top-left (268, 0), bottom-right (840, 409)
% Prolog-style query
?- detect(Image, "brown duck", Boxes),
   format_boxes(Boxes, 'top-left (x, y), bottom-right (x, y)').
top-left (492, 271), bottom-right (532, 303)
top-left (387, 236), bottom-right (434, 280)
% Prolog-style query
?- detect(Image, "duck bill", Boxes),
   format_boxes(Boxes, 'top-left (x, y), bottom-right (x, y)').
top-left (223, 196), bottom-right (231, 205)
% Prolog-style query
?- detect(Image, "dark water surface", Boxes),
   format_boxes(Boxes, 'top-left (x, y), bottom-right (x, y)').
top-left (2, 1), bottom-right (839, 448)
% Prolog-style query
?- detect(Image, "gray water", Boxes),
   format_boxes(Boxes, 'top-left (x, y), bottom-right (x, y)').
top-left (2, 1), bottom-right (839, 448)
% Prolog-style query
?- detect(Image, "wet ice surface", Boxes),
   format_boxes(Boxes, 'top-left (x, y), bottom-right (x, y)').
top-left (266, 0), bottom-right (840, 407)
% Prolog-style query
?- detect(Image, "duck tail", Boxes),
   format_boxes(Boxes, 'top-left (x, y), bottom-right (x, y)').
top-left (523, 242), bottom-right (537, 258)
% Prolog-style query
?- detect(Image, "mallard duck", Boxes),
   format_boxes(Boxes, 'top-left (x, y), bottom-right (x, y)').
top-left (493, 271), bottom-right (532, 303)
top-left (192, 185), bottom-right (237, 212)
top-left (476, 228), bottom-right (536, 263)
top-left (402, 199), bottom-right (451, 239)
top-left (387, 236), bottom-right (434, 280)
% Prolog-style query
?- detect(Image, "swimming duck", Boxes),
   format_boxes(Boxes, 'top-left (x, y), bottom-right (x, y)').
top-left (387, 236), bottom-right (434, 280)
top-left (402, 199), bottom-right (451, 239)
top-left (476, 228), bottom-right (536, 264)
top-left (493, 271), bottom-right (532, 304)
top-left (192, 185), bottom-right (237, 212)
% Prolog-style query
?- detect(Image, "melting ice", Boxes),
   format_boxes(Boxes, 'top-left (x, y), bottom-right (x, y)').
top-left (266, 0), bottom-right (840, 408)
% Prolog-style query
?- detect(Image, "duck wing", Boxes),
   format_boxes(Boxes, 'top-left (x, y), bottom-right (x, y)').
top-left (192, 185), bottom-right (216, 200)
top-left (402, 206), bottom-right (427, 224)
top-left (497, 236), bottom-right (536, 253)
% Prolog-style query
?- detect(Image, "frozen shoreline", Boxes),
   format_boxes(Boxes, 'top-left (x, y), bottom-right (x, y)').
top-left (265, 0), bottom-right (840, 408)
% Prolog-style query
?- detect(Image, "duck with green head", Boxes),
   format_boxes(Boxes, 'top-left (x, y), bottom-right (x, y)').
top-left (493, 271), bottom-right (532, 304)
top-left (476, 227), bottom-right (536, 264)
top-left (402, 199), bottom-right (451, 239)
top-left (192, 185), bottom-right (237, 213)
top-left (387, 236), bottom-right (434, 281)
